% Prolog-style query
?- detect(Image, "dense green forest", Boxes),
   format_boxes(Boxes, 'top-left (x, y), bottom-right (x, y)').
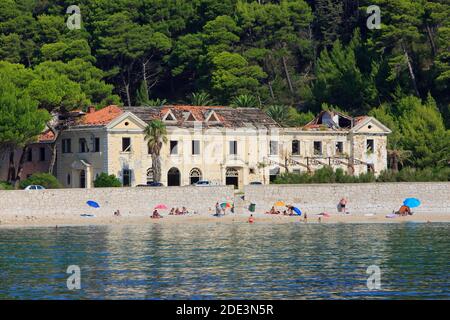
top-left (0, 0), bottom-right (449, 174)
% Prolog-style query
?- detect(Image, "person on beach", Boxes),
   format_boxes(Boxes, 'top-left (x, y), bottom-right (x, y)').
top-left (338, 198), bottom-right (348, 213)
top-left (182, 207), bottom-right (188, 215)
top-left (266, 206), bottom-right (277, 215)
top-left (396, 205), bottom-right (412, 216)
top-left (175, 208), bottom-right (181, 215)
top-left (215, 202), bottom-right (222, 216)
top-left (169, 208), bottom-right (175, 215)
top-left (152, 209), bottom-right (162, 219)
top-left (114, 209), bottom-right (121, 217)
top-left (304, 212), bottom-right (308, 223)
top-left (248, 214), bottom-right (254, 223)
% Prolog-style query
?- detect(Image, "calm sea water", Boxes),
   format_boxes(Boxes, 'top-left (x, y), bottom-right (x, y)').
top-left (0, 222), bottom-right (448, 299)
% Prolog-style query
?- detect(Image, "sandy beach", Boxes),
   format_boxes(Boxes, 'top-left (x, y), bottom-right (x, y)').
top-left (1, 212), bottom-right (449, 228)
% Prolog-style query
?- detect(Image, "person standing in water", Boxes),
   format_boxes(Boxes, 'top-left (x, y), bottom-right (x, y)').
top-left (248, 214), bottom-right (254, 223)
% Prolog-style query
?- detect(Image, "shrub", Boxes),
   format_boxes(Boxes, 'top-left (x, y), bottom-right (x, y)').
top-left (0, 181), bottom-right (13, 190)
top-left (19, 173), bottom-right (61, 189)
top-left (274, 166), bottom-right (450, 184)
top-left (94, 173), bottom-right (122, 188)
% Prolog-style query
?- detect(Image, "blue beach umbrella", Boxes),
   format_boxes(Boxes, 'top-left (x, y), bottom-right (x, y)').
top-left (87, 200), bottom-right (100, 208)
top-left (292, 207), bottom-right (302, 216)
top-left (403, 198), bottom-right (421, 208)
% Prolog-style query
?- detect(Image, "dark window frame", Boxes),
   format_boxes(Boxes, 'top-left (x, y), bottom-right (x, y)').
top-left (94, 137), bottom-right (100, 153)
top-left (229, 140), bottom-right (238, 155)
top-left (122, 137), bottom-right (131, 152)
top-left (79, 138), bottom-right (88, 153)
top-left (170, 140), bottom-right (178, 155)
top-left (367, 139), bottom-right (374, 153)
top-left (192, 140), bottom-right (200, 155)
top-left (335, 141), bottom-right (344, 155)
top-left (313, 141), bottom-right (322, 156)
top-left (62, 139), bottom-right (72, 154)
top-left (292, 140), bottom-right (300, 155)
top-left (122, 169), bottom-right (131, 187)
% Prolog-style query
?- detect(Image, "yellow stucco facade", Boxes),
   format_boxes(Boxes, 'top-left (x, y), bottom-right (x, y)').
top-left (55, 108), bottom-right (390, 190)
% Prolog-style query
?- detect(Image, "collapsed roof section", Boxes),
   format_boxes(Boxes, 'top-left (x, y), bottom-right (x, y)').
top-left (303, 110), bottom-right (367, 131)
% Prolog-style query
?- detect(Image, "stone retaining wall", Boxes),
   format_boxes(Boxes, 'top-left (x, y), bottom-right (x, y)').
top-left (0, 186), bottom-right (234, 217)
top-left (244, 183), bottom-right (450, 215)
top-left (1, 183), bottom-right (449, 217)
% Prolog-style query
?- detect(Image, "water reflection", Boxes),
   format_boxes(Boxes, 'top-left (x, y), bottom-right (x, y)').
top-left (0, 223), bottom-right (448, 299)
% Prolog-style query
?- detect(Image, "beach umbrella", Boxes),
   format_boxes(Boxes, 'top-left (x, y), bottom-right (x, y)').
top-left (220, 202), bottom-right (231, 209)
top-left (403, 198), bottom-right (421, 208)
top-left (87, 200), bottom-right (100, 208)
top-left (274, 201), bottom-right (285, 207)
top-left (292, 207), bottom-right (302, 216)
top-left (154, 204), bottom-right (168, 210)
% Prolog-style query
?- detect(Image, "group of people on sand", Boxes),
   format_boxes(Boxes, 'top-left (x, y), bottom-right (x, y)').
top-left (151, 206), bottom-right (191, 219)
top-left (265, 205), bottom-right (297, 216)
top-left (169, 207), bottom-right (189, 215)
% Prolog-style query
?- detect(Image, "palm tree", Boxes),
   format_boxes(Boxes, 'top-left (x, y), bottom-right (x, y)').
top-left (190, 92), bottom-right (214, 106)
top-left (143, 98), bottom-right (167, 107)
top-left (231, 94), bottom-right (259, 108)
top-left (265, 105), bottom-right (289, 125)
top-left (144, 120), bottom-right (168, 183)
top-left (387, 148), bottom-right (412, 172)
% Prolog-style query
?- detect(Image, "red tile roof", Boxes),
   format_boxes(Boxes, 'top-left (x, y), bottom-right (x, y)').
top-left (38, 129), bottom-right (55, 142)
top-left (80, 105), bottom-right (124, 126)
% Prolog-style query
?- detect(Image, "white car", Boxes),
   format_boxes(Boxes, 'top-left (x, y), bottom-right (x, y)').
top-left (24, 185), bottom-right (45, 190)
top-left (194, 180), bottom-right (211, 187)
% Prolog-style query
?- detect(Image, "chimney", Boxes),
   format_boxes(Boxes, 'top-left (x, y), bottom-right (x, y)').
top-left (88, 106), bottom-right (96, 114)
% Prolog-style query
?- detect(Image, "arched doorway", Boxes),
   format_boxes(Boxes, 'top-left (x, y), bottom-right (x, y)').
top-left (167, 167), bottom-right (181, 186)
top-left (147, 168), bottom-right (154, 184)
top-left (189, 168), bottom-right (202, 185)
top-left (80, 170), bottom-right (86, 188)
top-left (226, 167), bottom-right (239, 189)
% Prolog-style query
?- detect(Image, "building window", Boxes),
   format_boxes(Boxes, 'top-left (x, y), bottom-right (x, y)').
top-left (122, 137), bottom-right (131, 152)
top-left (335, 141), bottom-right (344, 155)
top-left (192, 140), bottom-right (200, 155)
top-left (26, 149), bottom-right (33, 162)
top-left (170, 141), bottom-right (178, 155)
top-left (269, 141), bottom-right (278, 155)
top-left (229, 141), bottom-right (237, 155)
top-left (122, 169), bottom-right (131, 187)
top-left (292, 140), bottom-right (300, 155)
top-left (62, 139), bottom-right (72, 153)
top-left (293, 169), bottom-right (301, 175)
top-left (94, 138), bottom-right (100, 153)
top-left (79, 138), bottom-right (88, 153)
top-left (249, 168), bottom-right (255, 174)
top-left (189, 168), bottom-right (202, 184)
top-left (367, 139), bottom-right (374, 153)
top-left (313, 141), bottom-right (322, 156)
top-left (39, 147), bottom-right (46, 161)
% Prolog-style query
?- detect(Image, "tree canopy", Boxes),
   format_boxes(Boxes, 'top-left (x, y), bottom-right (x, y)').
top-left (0, 0), bottom-right (448, 171)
